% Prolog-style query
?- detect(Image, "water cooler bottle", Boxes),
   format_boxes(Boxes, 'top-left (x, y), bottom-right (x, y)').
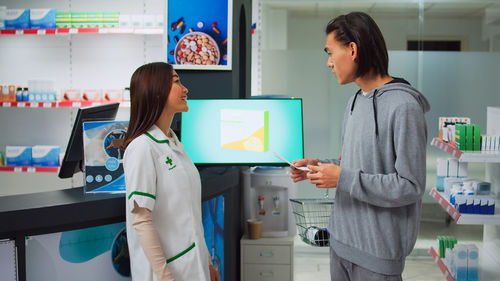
top-left (242, 166), bottom-right (298, 237)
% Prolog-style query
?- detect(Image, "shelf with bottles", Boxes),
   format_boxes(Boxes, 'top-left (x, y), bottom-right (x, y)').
top-left (429, 246), bottom-right (455, 281)
top-left (0, 166), bottom-right (59, 173)
top-left (431, 138), bottom-right (500, 163)
top-left (0, 27), bottom-right (163, 35)
top-left (0, 100), bottom-right (130, 108)
top-left (430, 188), bottom-right (500, 225)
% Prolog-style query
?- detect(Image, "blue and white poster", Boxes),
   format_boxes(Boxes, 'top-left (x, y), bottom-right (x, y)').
top-left (83, 121), bottom-right (128, 194)
top-left (202, 195), bottom-right (224, 281)
top-left (167, 0), bottom-right (232, 70)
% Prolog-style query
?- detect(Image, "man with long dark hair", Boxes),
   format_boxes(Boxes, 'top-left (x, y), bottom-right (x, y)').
top-left (291, 12), bottom-right (430, 281)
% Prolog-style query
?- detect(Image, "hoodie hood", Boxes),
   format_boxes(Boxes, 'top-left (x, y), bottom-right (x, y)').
top-left (350, 78), bottom-right (430, 137)
top-left (373, 78), bottom-right (431, 113)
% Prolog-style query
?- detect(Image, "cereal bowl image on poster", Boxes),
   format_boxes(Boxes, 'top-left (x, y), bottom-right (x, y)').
top-left (167, 0), bottom-right (232, 70)
top-left (175, 32), bottom-right (221, 65)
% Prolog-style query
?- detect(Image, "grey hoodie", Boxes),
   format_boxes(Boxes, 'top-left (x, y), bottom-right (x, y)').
top-left (324, 79), bottom-right (430, 275)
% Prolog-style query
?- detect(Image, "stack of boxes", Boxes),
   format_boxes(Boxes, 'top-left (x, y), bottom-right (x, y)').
top-left (4, 9), bottom-right (56, 29)
top-left (438, 236), bottom-right (478, 281)
top-left (56, 12), bottom-right (119, 28)
top-left (455, 124), bottom-right (481, 151)
top-left (436, 157), bottom-right (494, 215)
top-left (5, 145), bottom-right (60, 167)
top-left (436, 158), bottom-right (467, 192)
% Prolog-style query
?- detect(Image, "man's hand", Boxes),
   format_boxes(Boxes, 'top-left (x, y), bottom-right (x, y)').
top-left (290, 158), bottom-right (319, 182)
top-left (306, 162), bottom-right (341, 188)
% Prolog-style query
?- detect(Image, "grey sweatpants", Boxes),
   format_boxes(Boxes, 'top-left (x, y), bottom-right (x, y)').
top-left (330, 247), bottom-right (403, 281)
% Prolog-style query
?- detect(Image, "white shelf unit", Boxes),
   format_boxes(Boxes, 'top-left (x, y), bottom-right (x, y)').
top-left (0, 0), bottom-right (165, 196)
top-left (429, 107), bottom-right (500, 281)
top-left (0, 27), bottom-right (163, 35)
top-left (429, 188), bottom-right (500, 225)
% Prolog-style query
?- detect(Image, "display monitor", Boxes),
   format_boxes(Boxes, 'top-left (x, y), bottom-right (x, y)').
top-left (180, 98), bottom-right (304, 165)
top-left (59, 103), bottom-right (120, 179)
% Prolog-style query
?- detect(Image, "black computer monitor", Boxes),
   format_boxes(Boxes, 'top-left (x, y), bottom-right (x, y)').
top-left (59, 103), bottom-right (120, 179)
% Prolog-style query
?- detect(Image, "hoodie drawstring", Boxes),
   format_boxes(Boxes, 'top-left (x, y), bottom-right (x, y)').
top-left (350, 89), bottom-right (379, 138)
top-left (372, 89), bottom-right (379, 138)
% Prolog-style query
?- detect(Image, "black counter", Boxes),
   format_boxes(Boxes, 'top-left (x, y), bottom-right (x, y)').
top-left (0, 166), bottom-right (241, 281)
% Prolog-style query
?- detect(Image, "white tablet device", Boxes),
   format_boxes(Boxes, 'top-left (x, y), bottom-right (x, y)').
top-left (273, 152), bottom-right (311, 171)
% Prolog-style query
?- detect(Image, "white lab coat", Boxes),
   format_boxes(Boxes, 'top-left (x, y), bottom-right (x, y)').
top-left (124, 125), bottom-right (210, 281)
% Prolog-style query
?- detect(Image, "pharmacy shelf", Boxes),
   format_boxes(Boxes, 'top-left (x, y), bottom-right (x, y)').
top-left (430, 188), bottom-right (500, 225)
top-left (431, 137), bottom-right (500, 163)
top-left (0, 101), bottom-right (130, 108)
top-left (0, 166), bottom-right (59, 173)
top-left (429, 247), bottom-right (455, 281)
top-left (0, 27), bottom-right (163, 36)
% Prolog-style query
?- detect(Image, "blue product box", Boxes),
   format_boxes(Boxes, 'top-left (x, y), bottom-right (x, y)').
top-left (5, 9), bottom-right (30, 29)
top-left (83, 121), bottom-right (128, 194)
top-left (30, 9), bottom-right (56, 29)
top-left (436, 176), bottom-right (445, 192)
top-left (6, 145), bottom-right (32, 166)
top-left (32, 145), bottom-right (60, 167)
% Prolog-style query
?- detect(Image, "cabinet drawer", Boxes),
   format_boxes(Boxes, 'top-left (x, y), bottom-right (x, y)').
top-left (242, 244), bottom-right (291, 264)
top-left (242, 264), bottom-right (291, 281)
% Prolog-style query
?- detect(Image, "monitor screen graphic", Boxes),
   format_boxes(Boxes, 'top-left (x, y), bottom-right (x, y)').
top-left (181, 99), bottom-right (304, 165)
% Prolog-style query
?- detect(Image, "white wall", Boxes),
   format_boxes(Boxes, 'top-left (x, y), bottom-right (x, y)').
top-left (259, 6), bottom-right (500, 199)
top-left (286, 15), bottom-right (491, 51)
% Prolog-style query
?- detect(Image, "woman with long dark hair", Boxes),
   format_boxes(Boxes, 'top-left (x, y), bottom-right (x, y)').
top-left (123, 62), bottom-right (219, 281)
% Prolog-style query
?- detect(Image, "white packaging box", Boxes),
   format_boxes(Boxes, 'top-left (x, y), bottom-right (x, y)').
top-left (6, 145), bottom-right (32, 166)
top-left (131, 14), bottom-right (143, 27)
top-left (467, 245), bottom-right (479, 281)
top-left (155, 14), bottom-right (164, 27)
top-left (453, 244), bottom-right (468, 281)
top-left (220, 109), bottom-right (269, 152)
top-left (143, 15), bottom-right (155, 27)
top-left (448, 158), bottom-right (459, 177)
top-left (445, 177), bottom-right (463, 198)
top-left (32, 145), bottom-right (60, 167)
top-left (458, 161), bottom-right (468, 177)
top-left (119, 14), bottom-right (131, 27)
top-left (437, 158), bottom-right (448, 177)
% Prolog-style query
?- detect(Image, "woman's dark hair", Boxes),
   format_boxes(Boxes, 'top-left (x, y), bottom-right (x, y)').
top-left (123, 62), bottom-right (174, 148)
top-left (325, 12), bottom-right (388, 78)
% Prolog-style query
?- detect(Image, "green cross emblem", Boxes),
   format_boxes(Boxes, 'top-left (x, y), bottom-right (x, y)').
top-left (166, 157), bottom-right (173, 166)
top-left (165, 156), bottom-right (176, 170)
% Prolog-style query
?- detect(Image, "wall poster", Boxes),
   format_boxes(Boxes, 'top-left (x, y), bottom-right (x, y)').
top-left (166, 0), bottom-right (232, 70)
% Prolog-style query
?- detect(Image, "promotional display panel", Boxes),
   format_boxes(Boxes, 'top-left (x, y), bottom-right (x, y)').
top-left (181, 99), bottom-right (304, 165)
top-left (26, 222), bottom-right (130, 281)
top-left (202, 195), bottom-right (224, 281)
top-left (167, 0), bottom-right (232, 70)
top-left (83, 121), bottom-right (128, 193)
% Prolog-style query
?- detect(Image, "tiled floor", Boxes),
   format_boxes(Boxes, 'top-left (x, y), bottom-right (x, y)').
top-left (293, 203), bottom-right (484, 281)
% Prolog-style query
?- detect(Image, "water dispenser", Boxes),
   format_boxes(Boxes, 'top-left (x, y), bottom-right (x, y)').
top-left (242, 166), bottom-right (298, 237)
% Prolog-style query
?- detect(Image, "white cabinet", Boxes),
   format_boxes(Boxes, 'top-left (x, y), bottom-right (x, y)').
top-left (241, 236), bottom-right (294, 281)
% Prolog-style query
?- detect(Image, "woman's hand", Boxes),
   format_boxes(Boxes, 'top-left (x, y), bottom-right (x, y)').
top-left (306, 162), bottom-right (341, 188)
top-left (209, 263), bottom-right (220, 281)
top-left (290, 158), bottom-right (319, 182)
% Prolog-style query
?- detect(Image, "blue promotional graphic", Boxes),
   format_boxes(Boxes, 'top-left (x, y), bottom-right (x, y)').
top-left (83, 121), bottom-right (128, 193)
top-left (167, 0), bottom-right (232, 70)
top-left (202, 195), bottom-right (225, 281)
top-left (26, 222), bottom-right (130, 281)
